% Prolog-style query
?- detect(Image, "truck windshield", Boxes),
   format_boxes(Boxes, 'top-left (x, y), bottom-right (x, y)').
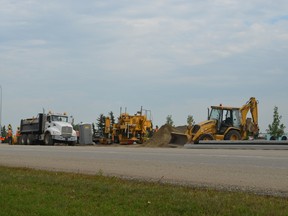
top-left (51, 115), bottom-right (68, 122)
top-left (209, 108), bottom-right (221, 121)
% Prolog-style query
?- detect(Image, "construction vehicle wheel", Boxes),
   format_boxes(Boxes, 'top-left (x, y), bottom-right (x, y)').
top-left (27, 134), bottom-right (34, 145)
top-left (197, 134), bottom-right (214, 143)
top-left (225, 130), bottom-right (241, 140)
top-left (44, 133), bottom-right (54, 145)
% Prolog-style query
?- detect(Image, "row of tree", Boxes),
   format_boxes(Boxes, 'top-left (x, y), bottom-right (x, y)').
top-left (166, 115), bottom-right (195, 127)
top-left (93, 111), bottom-right (116, 136)
top-left (1, 125), bottom-right (8, 138)
top-left (267, 107), bottom-right (286, 139)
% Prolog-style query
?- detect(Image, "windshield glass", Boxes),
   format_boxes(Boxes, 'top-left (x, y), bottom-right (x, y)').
top-left (51, 115), bottom-right (68, 122)
top-left (232, 110), bottom-right (241, 127)
top-left (209, 108), bottom-right (221, 121)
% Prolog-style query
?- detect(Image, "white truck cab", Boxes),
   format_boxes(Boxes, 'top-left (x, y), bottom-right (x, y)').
top-left (43, 112), bottom-right (77, 145)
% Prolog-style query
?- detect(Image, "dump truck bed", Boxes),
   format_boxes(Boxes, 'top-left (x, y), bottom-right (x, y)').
top-left (20, 114), bottom-right (45, 134)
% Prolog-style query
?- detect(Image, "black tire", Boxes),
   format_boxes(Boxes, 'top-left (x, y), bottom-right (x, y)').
top-left (20, 134), bottom-right (27, 145)
top-left (44, 133), bottom-right (54, 145)
top-left (196, 134), bottom-right (214, 144)
top-left (27, 134), bottom-right (34, 145)
top-left (18, 135), bottom-right (22, 144)
top-left (281, 136), bottom-right (287, 141)
top-left (270, 136), bottom-right (276, 140)
top-left (224, 130), bottom-right (241, 140)
top-left (114, 136), bottom-right (119, 143)
top-left (8, 137), bottom-right (12, 145)
top-left (68, 141), bottom-right (76, 146)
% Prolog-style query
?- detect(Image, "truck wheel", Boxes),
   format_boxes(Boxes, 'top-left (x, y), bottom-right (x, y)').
top-left (270, 136), bottom-right (276, 140)
top-left (44, 133), bottom-right (54, 145)
top-left (68, 141), bottom-right (76, 146)
top-left (20, 134), bottom-right (27, 145)
top-left (27, 134), bottom-right (34, 145)
top-left (197, 134), bottom-right (214, 144)
top-left (224, 130), bottom-right (241, 140)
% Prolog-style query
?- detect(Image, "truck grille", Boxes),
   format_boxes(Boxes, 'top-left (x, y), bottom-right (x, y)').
top-left (62, 126), bottom-right (72, 135)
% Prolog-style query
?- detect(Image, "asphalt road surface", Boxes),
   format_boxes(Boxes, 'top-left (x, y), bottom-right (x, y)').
top-left (0, 144), bottom-right (288, 197)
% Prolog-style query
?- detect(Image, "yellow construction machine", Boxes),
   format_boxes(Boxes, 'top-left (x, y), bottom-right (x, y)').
top-left (170, 97), bottom-right (259, 144)
top-left (112, 107), bottom-right (153, 144)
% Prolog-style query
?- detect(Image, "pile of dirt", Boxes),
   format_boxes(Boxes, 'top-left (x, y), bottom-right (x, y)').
top-left (143, 124), bottom-right (187, 147)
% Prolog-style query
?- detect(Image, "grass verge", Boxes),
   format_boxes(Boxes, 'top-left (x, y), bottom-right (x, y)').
top-left (0, 166), bottom-right (287, 216)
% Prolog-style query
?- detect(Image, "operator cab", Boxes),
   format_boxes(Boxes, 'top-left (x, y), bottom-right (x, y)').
top-left (209, 106), bottom-right (241, 134)
top-left (51, 115), bottom-right (68, 122)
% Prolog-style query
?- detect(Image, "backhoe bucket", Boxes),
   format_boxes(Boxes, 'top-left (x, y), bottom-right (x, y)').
top-left (169, 132), bottom-right (189, 145)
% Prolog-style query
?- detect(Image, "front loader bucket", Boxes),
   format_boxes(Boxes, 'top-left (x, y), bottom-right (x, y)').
top-left (169, 132), bottom-right (189, 145)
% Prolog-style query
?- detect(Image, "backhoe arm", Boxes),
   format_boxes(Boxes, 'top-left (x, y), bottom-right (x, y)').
top-left (240, 97), bottom-right (259, 137)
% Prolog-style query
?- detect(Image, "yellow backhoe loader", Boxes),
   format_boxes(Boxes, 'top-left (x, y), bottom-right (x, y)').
top-left (170, 97), bottom-right (259, 144)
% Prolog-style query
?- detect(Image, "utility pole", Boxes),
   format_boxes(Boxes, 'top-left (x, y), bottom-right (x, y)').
top-left (0, 85), bottom-right (2, 143)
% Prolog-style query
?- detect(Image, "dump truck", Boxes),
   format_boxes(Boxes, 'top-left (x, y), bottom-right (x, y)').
top-left (19, 111), bottom-right (77, 145)
top-left (170, 97), bottom-right (259, 144)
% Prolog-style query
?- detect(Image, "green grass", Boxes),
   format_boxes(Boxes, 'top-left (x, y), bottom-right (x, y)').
top-left (0, 166), bottom-right (287, 216)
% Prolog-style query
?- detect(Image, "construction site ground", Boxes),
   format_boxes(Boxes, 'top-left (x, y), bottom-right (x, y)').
top-left (102, 124), bottom-right (288, 148)
top-left (1, 143), bottom-right (288, 197)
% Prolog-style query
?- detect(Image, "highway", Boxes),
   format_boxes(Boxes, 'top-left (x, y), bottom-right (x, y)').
top-left (0, 143), bottom-right (287, 197)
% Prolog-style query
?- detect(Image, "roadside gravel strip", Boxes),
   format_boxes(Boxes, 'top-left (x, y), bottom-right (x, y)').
top-left (0, 144), bottom-right (288, 197)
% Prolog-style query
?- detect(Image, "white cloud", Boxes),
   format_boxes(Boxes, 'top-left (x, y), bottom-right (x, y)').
top-left (0, 0), bottom-right (288, 132)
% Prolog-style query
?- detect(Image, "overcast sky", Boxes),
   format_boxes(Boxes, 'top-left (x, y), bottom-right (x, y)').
top-left (1, 0), bottom-right (288, 133)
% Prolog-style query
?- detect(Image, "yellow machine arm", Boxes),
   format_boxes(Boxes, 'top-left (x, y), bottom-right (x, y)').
top-left (239, 97), bottom-right (259, 136)
top-left (105, 117), bottom-right (111, 134)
